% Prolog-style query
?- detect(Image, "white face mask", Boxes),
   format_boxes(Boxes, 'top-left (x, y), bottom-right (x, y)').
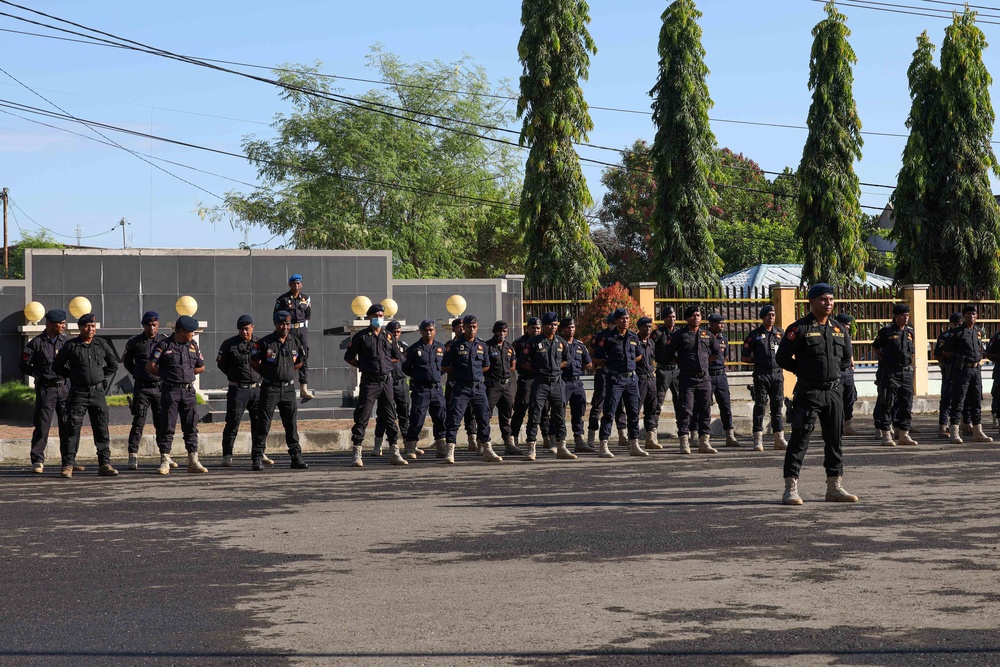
top-left (371, 317), bottom-right (384, 329)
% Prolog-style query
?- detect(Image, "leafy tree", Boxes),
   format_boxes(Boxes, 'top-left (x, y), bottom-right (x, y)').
top-left (594, 139), bottom-right (656, 286)
top-left (9, 229), bottom-right (62, 279)
top-left (517, 0), bottom-right (607, 291)
top-left (577, 283), bottom-right (645, 346)
top-left (797, 1), bottom-right (865, 286)
top-left (649, 0), bottom-right (723, 289)
top-left (200, 48), bottom-right (524, 279)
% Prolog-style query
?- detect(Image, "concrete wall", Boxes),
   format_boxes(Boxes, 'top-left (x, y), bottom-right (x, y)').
top-left (393, 277), bottom-right (521, 345)
top-left (0, 280), bottom-right (27, 383)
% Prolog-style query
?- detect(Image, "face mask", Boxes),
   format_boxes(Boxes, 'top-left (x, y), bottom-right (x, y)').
top-left (371, 317), bottom-right (384, 329)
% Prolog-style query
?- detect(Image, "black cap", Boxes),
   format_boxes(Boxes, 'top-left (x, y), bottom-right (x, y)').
top-left (963, 304), bottom-right (978, 314)
top-left (707, 313), bottom-right (724, 323)
top-left (386, 320), bottom-right (401, 332)
top-left (141, 310), bottom-right (159, 325)
top-left (950, 312), bottom-right (963, 324)
top-left (462, 314), bottom-right (478, 326)
top-left (526, 317), bottom-right (541, 327)
top-left (558, 317), bottom-right (575, 329)
top-left (605, 312), bottom-right (616, 324)
top-left (807, 283), bottom-right (834, 299)
top-left (273, 310), bottom-right (292, 323)
top-left (44, 309), bottom-right (67, 323)
top-left (683, 305), bottom-right (700, 318)
top-left (835, 313), bottom-right (854, 325)
top-left (661, 305), bottom-right (676, 317)
top-left (77, 313), bottom-right (96, 327)
top-left (366, 303), bottom-right (385, 318)
top-left (419, 319), bottom-right (436, 330)
top-left (237, 314), bottom-right (253, 327)
top-left (452, 318), bottom-right (463, 328)
top-left (637, 316), bottom-right (653, 326)
top-left (541, 312), bottom-right (559, 325)
top-left (612, 307), bottom-right (629, 321)
top-left (176, 315), bottom-right (200, 331)
top-left (492, 320), bottom-right (508, 334)
top-left (759, 305), bottom-right (774, 318)
top-left (892, 303), bottom-right (910, 316)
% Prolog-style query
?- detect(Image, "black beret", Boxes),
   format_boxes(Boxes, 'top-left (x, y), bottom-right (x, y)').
top-left (492, 320), bottom-right (508, 334)
top-left (963, 304), bottom-right (978, 314)
top-left (807, 283), bottom-right (834, 299)
top-left (386, 320), bottom-right (401, 332)
top-left (526, 317), bottom-right (541, 327)
top-left (462, 314), bottom-right (478, 326)
top-left (176, 315), bottom-right (200, 331)
top-left (141, 310), bottom-right (159, 325)
top-left (273, 310), bottom-right (292, 323)
top-left (366, 303), bottom-right (385, 317)
top-left (419, 319), bottom-right (436, 330)
top-left (77, 313), bottom-right (96, 327)
top-left (612, 307), bottom-right (629, 321)
top-left (834, 313), bottom-right (854, 325)
top-left (558, 318), bottom-right (575, 329)
top-left (452, 318), bottom-right (464, 328)
top-left (759, 305), bottom-right (775, 318)
top-left (44, 309), bottom-right (67, 323)
top-left (662, 305), bottom-right (676, 316)
top-left (683, 305), bottom-right (700, 318)
top-left (707, 313), bottom-right (724, 323)
top-left (892, 303), bottom-right (910, 315)
top-left (237, 314), bottom-right (253, 327)
top-left (605, 312), bottom-right (616, 324)
top-left (637, 316), bottom-right (653, 326)
top-left (950, 312), bottom-right (963, 324)
top-left (541, 312), bottom-right (559, 325)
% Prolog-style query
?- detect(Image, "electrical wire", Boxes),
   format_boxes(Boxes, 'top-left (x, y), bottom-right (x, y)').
top-left (8, 197), bottom-right (118, 240)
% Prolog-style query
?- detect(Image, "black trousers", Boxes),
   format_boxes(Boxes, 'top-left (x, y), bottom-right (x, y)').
top-left (352, 375), bottom-right (397, 445)
top-left (254, 383), bottom-right (301, 458)
top-left (637, 374), bottom-right (658, 434)
top-left (873, 368), bottom-right (914, 431)
top-left (677, 373), bottom-right (712, 436)
top-left (600, 373), bottom-right (640, 440)
top-left (127, 382), bottom-right (162, 455)
top-left (157, 385), bottom-right (199, 454)
top-left (375, 379), bottom-right (411, 441)
top-left (949, 366), bottom-right (983, 426)
top-left (446, 381), bottom-right (490, 443)
top-left (841, 370), bottom-right (857, 422)
top-left (710, 372), bottom-right (733, 431)
top-left (406, 384), bottom-right (446, 442)
top-left (527, 378), bottom-right (566, 442)
top-left (64, 384), bottom-right (111, 467)
top-left (445, 379), bottom-right (476, 437)
top-left (222, 385), bottom-right (260, 457)
top-left (486, 379), bottom-right (515, 440)
top-left (512, 377), bottom-right (549, 438)
top-left (30, 383), bottom-right (68, 464)
top-left (752, 370), bottom-right (784, 433)
top-left (588, 370), bottom-right (625, 432)
top-left (564, 378), bottom-right (588, 437)
top-left (783, 383), bottom-right (844, 479)
top-left (290, 328), bottom-right (308, 384)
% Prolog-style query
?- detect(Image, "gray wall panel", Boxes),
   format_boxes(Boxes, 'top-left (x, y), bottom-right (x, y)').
top-left (102, 255), bottom-right (141, 294)
top-left (30, 255), bottom-right (63, 296)
top-left (141, 255), bottom-right (179, 293)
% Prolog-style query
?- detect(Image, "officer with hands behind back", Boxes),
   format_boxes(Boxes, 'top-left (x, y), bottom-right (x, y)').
top-left (402, 319), bottom-right (447, 459)
top-left (21, 308), bottom-right (70, 474)
top-left (217, 314), bottom-right (270, 468)
top-left (742, 305), bottom-right (786, 451)
top-left (121, 310), bottom-right (166, 470)
top-left (441, 314), bottom-right (497, 464)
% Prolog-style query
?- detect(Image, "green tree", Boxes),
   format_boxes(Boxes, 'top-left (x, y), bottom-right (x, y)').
top-left (517, 0), bottom-right (607, 291)
top-left (200, 48), bottom-right (524, 279)
top-left (797, 1), bottom-right (865, 286)
top-left (649, 0), bottom-right (723, 289)
top-left (9, 229), bottom-right (62, 279)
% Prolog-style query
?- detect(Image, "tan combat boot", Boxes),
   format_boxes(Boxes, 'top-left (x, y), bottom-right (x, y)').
top-left (950, 424), bottom-right (963, 444)
top-left (157, 454), bottom-right (170, 475)
top-left (504, 436), bottom-right (523, 455)
top-left (98, 463), bottom-right (119, 477)
top-left (372, 436), bottom-right (384, 457)
top-left (524, 441), bottom-right (537, 461)
top-left (60, 465), bottom-right (73, 479)
top-left (897, 430), bottom-right (918, 446)
top-left (555, 440), bottom-right (578, 460)
top-left (598, 440), bottom-right (614, 458)
top-left (434, 439), bottom-right (447, 458)
top-left (825, 475), bottom-right (859, 502)
top-left (725, 430), bottom-right (739, 447)
top-left (403, 441), bottom-right (418, 460)
top-left (679, 434), bottom-right (691, 455)
top-left (352, 445), bottom-right (364, 468)
top-left (773, 431), bottom-right (788, 451)
top-left (187, 452), bottom-right (208, 473)
top-left (617, 429), bottom-right (628, 449)
top-left (843, 420), bottom-right (859, 436)
top-left (972, 424), bottom-right (994, 443)
top-left (164, 454), bottom-right (179, 469)
top-left (782, 477), bottom-right (803, 505)
top-left (645, 432), bottom-right (664, 450)
top-left (629, 439), bottom-right (649, 457)
top-left (389, 444), bottom-right (408, 466)
top-left (587, 429), bottom-right (597, 449)
top-left (261, 453), bottom-right (275, 465)
top-left (880, 430), bottom-right (897, 447)
top-left (698, 433), bottom-right (718, 454)
top-left (221, 455), bottom-right (233, 468)
top-left (127, 454), bottom-right (138, 470)
top-left (575, 434), bottom-right (595, 453)
top-left (939, 423), bottom-right (949, 439)
top-left (300, 383), bottom-right (314, 399)
top-left (963, 422), bottom-right (974, 437)
top-left (481, 440), bottom-right (503, 462)
top-left (753, 432), bottom-right (764, 452)
top-left (443, 443), bottom-right (456, 464)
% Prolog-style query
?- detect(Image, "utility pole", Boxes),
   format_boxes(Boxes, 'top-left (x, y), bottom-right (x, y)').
top-left (74, 225), bottom-right (81, 247)
top-left (1, 187), bottom-right (8, 279)
top-left (119, 217), bottom-right (127, 249)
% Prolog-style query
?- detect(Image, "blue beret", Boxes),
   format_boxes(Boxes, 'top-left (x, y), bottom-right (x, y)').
top-left (419, 319), bottom-right (436, 330)
top-left (141, 310), bottom-right (159, 324)
top-left (834, 313), bottom-right (854, 325)
top-left (526, 317), bottom-right (541, 327)
top-left (541, 312), bottom-right (559, 325)
top-left (77, 313), bottom-right (96, 327)
top-left (366, 303), bottom-right (385, 317)
top-left (950, 312), bottom-right (963, 324)
top-left (637, 316), bottom-right (653, 326)
top-left (462, 314), bottom-right (478, 326)
top-left (892, 303), bottom-right (910, 316)
top-left (806, 283), bottom-right (834, 299)
top-left (707, 313), bottom-right (724, 323)
top-left (759, 305), bottom-right (774, 318)
top-left (288, 274), bottom-right (302, 282)
top-left (237, 314), bottom-right (253, 327)
top-left (44, 309), bottom-right (66, 323)
top-left (176, 315), bottom-right (200, 331)
top-left (386, 320), bottom-right (401, 332)
top-left (613, 308), bottom-right (629, 321)
top-left (493, 320), bottom-right (508, 333)
top-left (273, 310), bottom-right (292, 323)
top-left (605, 312), bottom-right (616, 324)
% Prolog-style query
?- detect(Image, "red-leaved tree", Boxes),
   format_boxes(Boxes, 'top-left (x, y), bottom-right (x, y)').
top-left (577, 283), bottom-right (647, 346)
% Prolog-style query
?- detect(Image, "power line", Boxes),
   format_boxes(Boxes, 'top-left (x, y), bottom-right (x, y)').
top-left (807, 0), bottom-right (1000, 24)
top-left (8, 197), bottom-right (118, 240)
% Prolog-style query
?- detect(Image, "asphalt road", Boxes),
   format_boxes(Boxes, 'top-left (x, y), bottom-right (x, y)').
top-left (2, 417), bottom-right (1000, 666)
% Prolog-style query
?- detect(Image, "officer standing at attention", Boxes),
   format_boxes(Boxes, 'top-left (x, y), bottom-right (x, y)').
top-left (373, 321), bottom-right (411, 458)
top-left (52, 313), bottom-right (119, 478)
top-left (511, 317), bottom-right (546, 450)
top-left (834, 313), bottom-right (859, 437)
top-left (21, 308), bottom-right (71, 474)
top-left (122, 310), bottom-right (166, 470)
top-left (635, 316), bottom-right (664, 452)
top-left (344, 303), bottom-right (405, 467)
top-left (741, 305), bottom-right (787, 452)
top-left (441, 314), bottom-right (497, 463)
top-left (587, 313), bottom-right (626, 448)
top-left (986, 326), bottom-right (1000, 430)
top-left (274, 273), bottom-right (314, 399)
top-left (217, 314), bottom-right (271, 468)
top-left (654, 305), bottom-right (682, 440)
top-left (147, 315), bottom-right (208, 475)
top-left (665, 305), bottom-right (720, 455)
top-left (775, 283), bottom-right (858, 505)
top-left (944, 305), bottom-right (993, 444)
top-left (402, 320), bottom-right (447, 459)
top-left (707, 313), bottom-right (739, 447)
top-left (444, 318), bottom-right (478, 452)
top-left (592, 308), bottom-right (646, 458)
top-left (872, 304), bottom-right (918, 447)
top-left (560, 317), bottom-right (595, 453)
top-left (523, 312), bottom-right (574, 461)
top-left (485, 320), bottom-right (520, 456)
top-left (251, 311), bottom-right (312, 470)
top-left (936, 312), bottom-right (964, 438)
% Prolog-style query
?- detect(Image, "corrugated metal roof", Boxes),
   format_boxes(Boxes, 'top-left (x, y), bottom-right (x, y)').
top-left (721, 264), bottom-right (893, 293)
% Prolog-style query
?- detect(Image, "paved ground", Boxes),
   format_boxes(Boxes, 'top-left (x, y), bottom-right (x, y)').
top-left (2, 416), bottom-right (999, 666)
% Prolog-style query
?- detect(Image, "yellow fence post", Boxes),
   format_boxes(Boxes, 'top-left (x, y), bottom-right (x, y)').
top-left (630, 282), bottom-right (657, 318)
top-left (903, 284), bottom-right (930, 396)
top-left (772, 283), bottom-right (798, 398)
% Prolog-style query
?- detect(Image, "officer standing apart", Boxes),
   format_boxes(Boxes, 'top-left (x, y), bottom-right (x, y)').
top-left (345, 303), bottom-right (406, 467)
top-left (635, 317), bottom-right (664, 451)
top-left (402, 320), bottom-right (447, 459)
top-left (21, 308), bottom-right (71, 474)
top-left (775, 283), bottom-right (858, 505)
top-left (122, 310), bottom-right (166, 470)
top-left (523, 312), bottom-right (574, 461)
top-left (560, 317), bottom-right (595, 453)
top-left (666, 305), bottom-right (720, 455)
top-left (707, 313), bottom-right (739, 448)
top-left (485, 320), bottom-right (520, 456)
top-left (944, 305), bottom-right (993, 444)
top-left (742, 305), bottom-right (787, 452)
top-left (936, 313), bottom-right (963, 438)
top-left (834, 313), bottom-right (859, 436)
top-left (217, 314), bottom-right (271, 467)
top-left (53, 313), bottom-right (119, 478)
top-left (441, 315), bottom-right (498, 463)
top-left (592, 308), bottom-right (646, 458)
top-left (872, 304), bottom-right (918, 447)
top-left (373, 320), bottom-right (410, 458)
top-left (147, 315), bottom-right (208, 475)
top-left (654, 305), bottom-right (682, 440)
top-left (274, 273), bottom-right (314, 399)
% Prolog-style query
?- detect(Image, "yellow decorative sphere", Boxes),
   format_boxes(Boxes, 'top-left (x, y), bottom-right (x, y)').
top-left (175, 296), bottom-right (198, 317)
top-left (380, 298), bottom-right (399, 318)
top-left (68, 296), bottom-right (92, 319)
top-left (351, 296), bottom-right (372, 318)
top-left (445, 295), bottom-right (466, 317)
top-left (23, 301), bottom-right (45, 324)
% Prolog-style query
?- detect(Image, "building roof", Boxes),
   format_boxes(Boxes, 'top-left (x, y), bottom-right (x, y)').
top-left (721, 264), bottom-right (893, 292)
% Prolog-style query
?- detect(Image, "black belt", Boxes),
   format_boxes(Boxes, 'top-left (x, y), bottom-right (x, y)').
top-left (564, 375), bottom-right (583, 383)
top-left (963, 363), bottom-right (980, 369)
top-left (688, 372), bottom-right (707, 379)
top-left (393, 377), bottom-right (408, 386)
top-left (261, 380), bottom-right (294, 387)
top-left (534, 375), bottom-right (563, 384)
top-left (412, 381), bottom-right (440, 389)
top-left (163, 380), bottom-right (195, 391)
top-left (638, 372), bottom-right (655, 380)
top-left (753, 368), bottom-right (781, 375)
top-left (709, 369), bottom-right (725, 376)
top-left (135, 379), bottom-right (161, 388)
top-left (229, 381), bottom-right (260, 388)
top-left (799, 379), bottom-right (840, 390)
top-left (363, 372), bottom-right (391, 381)
top-left (659, 364), bottom-right (678, 371)
top-left (885, 366), bottom-right (914, 373)
top-left (486, 378), bottom-right (511, 386)
top-left (36, 379), bottom-right (66, 388)
top-left (608, 371), bottom-right (636, 378)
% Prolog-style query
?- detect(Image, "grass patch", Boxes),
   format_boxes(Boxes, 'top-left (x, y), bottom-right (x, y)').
top-left (108, 391), bottom-right (206, 405)
top-left (0, 380), bottom-right (34, 407)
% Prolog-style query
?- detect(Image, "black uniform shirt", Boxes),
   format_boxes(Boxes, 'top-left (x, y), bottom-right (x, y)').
top-left (525, 334), bottom-right (569, 379)
top-left (345, 327), bottom-right (395, 375)
top-left (21, 332), bottom-right (69, 382)
top-left (123, 332), bottom-right (167, 383)
top-left (485, 338), bottom-right (515, 382)
top-left (403, 340), bottom-right (445, 385)
top-left (274, 291), bottom-right (311, 326)
top-left (944, 324), bottom-right (985, 365)
top-left (636, 335), bottom-right (655, 376)
top-left (986, 332), bottom-right (1000, 378)
top-left (252, 332), bottom-right (304, 383)
top-left (934, 329), bottom-right (955, 362)
top-left (390, 338), bottom-right (407, 383)
top-left (776, 313), bottom-right (850, 382)
top-left (512, 333), bottom-right (535, 380)
top-left (53, 336), bottom-right (119, 388)
top-left (873, 323), bottom-right (915, 370)
top-left (709, 332), bottom-right (727, 373)
top-left (150, 335), bottom-right (205, 384)
top-left (742, 325), bottom-right (784, 372)
top-left (666, 327), bottom-right (720, 375)
top-left (653, 325), bottom-right (679, 366)
top-left (442, 336), bottom-right (489, 383)
top-left (216, 335), bottom-right (261, 384)
top-left (563, 339), bottom-right (592, 381)
top-left (593, 328), bottom-right (639, 373)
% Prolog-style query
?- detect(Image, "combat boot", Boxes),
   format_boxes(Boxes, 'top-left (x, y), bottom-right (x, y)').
top-left (645, 432), bottom-right (664, 450)
top-left (261, 453), bottom-right (275, 465)
top-left (753, 432), bottom-right (764, 452)
top-left (127, 453), bottom-right (139, 470)
top-left (825, 475), bottom-right (859, 502)
top-left (897, 430), bottom-right (918, 446)
top-left (587, 429), bottom-right (597, 448)
top-left (504, 436), bottom-right (523, 455)
top-left (389, 444), bottom-right (408, 466)
top-left (555, 440), bottom-right (578, 460)
top-left (782, 477), bottom-right (803, 505)
top-left (187, 452), bottom-right (208, 473)
top-left (372, 436), bottom-right (384, 457)
top-left (880, 430), bottom-right (897, 447)
top-left (157, 454), bottom-right (171, 475)
top-left (725, 429), bottom-right (739, 447)
top-left (221, 455), bottom-right (233, 468)
top-left (468, 433), bottom-right (478, 453)
top-left (545, 435), bottom-right (557, 454)
top-left (963, 422), bottom-right (974, 437)
top-left (598, 440), bottom-right (614, 458)
top-left (60, 465), bottom-right (72, 479)
top-left (164, 454), bottom-right (179, 469)
top-left (574, 434), bottom-right (595, 453)
top-left (300, 383), bottom-right (314, 399)
top-left (32, 462), bottom-right (43, 474)
top-left (524, 441), bottom-right (537, 461)
top-left (442, 443), bottom-right (456, 464)
top-left (617, 429), bottom-right (627, 449)
top-left (629, 439), bottom-right (649, 457)
top-left (950, 424), bottom-right (964, 444)
top-left (481, 440), bottom-right (503, 462)
top-left (679, 434), bottom-right (691, 455)
top-left (698, 433), bottom-right (718, 454)
top-left (773, 431), bottom-right (788, 451)
top-left (352, 444), bottom-right (364, 468)
top-left (434, 439), bottom-right (447, 458)
top-left (290, 454), bottom-right (309, 469)
top-left (939, 423), bottom-right (949, 439)
top-left (404, 441), bottom-right (418, 460)
top-left (973, 424), bottom-right (994, 443)
top-left (98, 464), bottom-right (119, 477)
top-left (414, 443), bottom-right (425, 456)
top-left (843, 420), bottom-right (859, 436)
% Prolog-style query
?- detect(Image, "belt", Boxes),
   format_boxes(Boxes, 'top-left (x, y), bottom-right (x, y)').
top-left (456, 379), bottom-right (484, 387)
top-left (135, 379), bottom-right (161, 388)
top-left (608, 371), bottom-right (636, 378)
top-left (709, 369), bottom-right (725, 376)
top-left (393, 377), bottom-right (408, 385)
top-left (229, 381), bottom-right (260, 388)
top-left (412, 381), bottom-right (440, 389)
top-left (885, 366), bottom-right (914, 373)
top-left (638, 372), bottom-right (655, 380)
top-left (753, 367), bottom-right (781, 375)
top-left (799, 379), bottom-right (840, 390)
top-left (659, 364), bottom-right (678, 371)
top-left (163, 380), bottom-right (195, 391)
top-left (688, 372), bottom-right (707, 379)
top-left (363, 372), bottom-right (391, 381)
top-left (37, 379), bottom-right (67, 388)
top-left (261, 380), bottom-right (294, 387)
top-left (534, 375), bottom-right (563, 384)
top-left (290, 322), bottom-right (307, 329)
top-left (486, 378), bottom-right (511, 386)
top-left (963, 362), bottom-right (980, 369)
top-left (564, 375), bottom-right (583, 383)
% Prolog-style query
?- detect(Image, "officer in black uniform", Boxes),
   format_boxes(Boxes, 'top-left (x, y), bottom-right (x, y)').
top-left (986, 327), bottom-right (1000, 430)
top-left (872, 303), bottom-right (918, 447)
top-left (635, 316), bottom-right (663, 452)
top-left (217, 314), bottom-right (268, 467)
top-left (944, 304), bottom-right (993, 444)
top-left (373, 320), bottom-right (410, 457)
top-left (402, 319), bottom-right (447, 459)
top-left (148, 315), bottom-right (207, 475)
top-left (52, 313), bottom-right (119, 478)
top-left (707, 313), bottom-right (739, 448)
top-left (251, 310), bottom-right (311, 471)
top-left (936, 312), bottom-right (964, 438)
top-left (560, 317), bottom-right (595, 453)
top-left (587, 313), bottom-right (626, 447)
top-left (742, 305), bottom-right (786, 452)
top-left (345, 303), bottom-right (406, 467)
top-left (776, 283), bottom-right (858, 505)
top-left (523, 312), bottom-right (573, 461)
top-left (274, 273), bottom-right (313, 399)
top-left (444, 318), bottom-right (478, 452)
top-left (485, 320), bottom-right (520, 455)
top-left (122, 310), bottom-right (166, 470)
top-left (654, 305), bottom-right (682, 439)
top-left (21, 308), bottom-right (70, 474)
top-left (512, 317), bottom-right (545, 449)
top-left (834, 313), bottom-right (858, 437)
top-left (441, 314), bottom-right (496, 463)
top-left (592, 308), bottom-right (645, 458)
top-left (665, 305), bottom-right (720, 455)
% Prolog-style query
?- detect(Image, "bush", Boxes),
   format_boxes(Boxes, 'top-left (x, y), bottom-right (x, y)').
top-left (577, 283), bottom-right (647, 346)
top-left (0, 380), bottom-right (34, 406)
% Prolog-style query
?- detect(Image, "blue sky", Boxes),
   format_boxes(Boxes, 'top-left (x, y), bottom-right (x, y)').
top-left (0, 0), bottom-right (993, 250)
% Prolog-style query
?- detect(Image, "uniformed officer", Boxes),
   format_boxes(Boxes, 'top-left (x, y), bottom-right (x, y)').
top-left (274, 273), bottom-right (314, 399)
top-left (586, 313), bottom-right (626, 447)
top-left (935, 312), bottom-right (964, 438)
top-left (512, 317), bottom-right (548, 449)
top-left (441, 314), bottom-right (496, 463)
top-left (707, 313), bottom-right (739, 447)
top-left (560, 317), bottom-right (595, 453)
top-left (834, 313), bottom-right (859, 436)
top-left (943, 305), bottom-right (993, 444)
top-left (522, 312), bottom-right (573, 461)
top-left (251, 310), bottom-right (311, 471)
top-left (776, 283), bottom-right (858, 505)
top-left (373, 320), bottom-right (410, 457)
top-left (20, 308), bottom-right (71, 474)
top-left (217, 314), bottom-right (269, 467)
top-left (148, 315), bottom-right (208, 475)
top-left (742, 305), bottom-right (787, 452)
top-left (654, 305), bottom-right (682, 439)
top-left (635, 316), bottom-right (663, 451)
top-left (402, 319), bottom-right (447, 459)
top-left (872, 303), bottom-right (918, 447)
top-left (52, 313), bottom-right (119, 478)
top-left (122, 310), bottom-right (167, 470)
top-left (345, 303), bottom-right (405, 467)
top-left (986, 327), bottom-right (1000, 430)
top-left (665, 305), bottom-right (720, 455)
top-left (485, 320), bottom-right (520, 455)
top-left (445, 318), bottom-right (478, 452)
top-left (592, 308), bottom-right (646, 458)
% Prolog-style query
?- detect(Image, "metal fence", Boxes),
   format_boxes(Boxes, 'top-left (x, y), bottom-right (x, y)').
top-left (522, 286), bottom-right (595, 324)
top-left (794, 285), bottom-right (900, 367)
